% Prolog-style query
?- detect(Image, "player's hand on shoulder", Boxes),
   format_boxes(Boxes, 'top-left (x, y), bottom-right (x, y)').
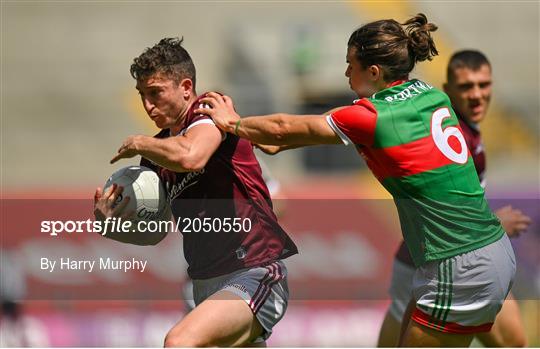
top-left (495, 205), bottom-right (532, 238)
top-left (93, 184), bottom-right (133, 221)
top-left (195, 92), bottom-right (240, 133)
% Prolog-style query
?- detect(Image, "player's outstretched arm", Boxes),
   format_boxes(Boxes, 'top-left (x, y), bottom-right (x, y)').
top-left (110, 124), bottom-right (222, 172)
top-left (196, 92), bottom-right (341, 146)
top-left (233, 113), bottom-right (340, 146)
top-left (252, 107), bottom-right (348, 154)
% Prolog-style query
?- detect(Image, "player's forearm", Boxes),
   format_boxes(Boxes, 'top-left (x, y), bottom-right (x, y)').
top-left (236, 114), bottom-right (311, 145)
top-left (137, 136), bottom-right (202, 172)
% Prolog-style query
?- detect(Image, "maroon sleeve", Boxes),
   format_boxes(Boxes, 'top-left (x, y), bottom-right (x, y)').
top-left (187, 95), bottom-right (214, 125)
top-left (328, 98), bottom-right (378, 146)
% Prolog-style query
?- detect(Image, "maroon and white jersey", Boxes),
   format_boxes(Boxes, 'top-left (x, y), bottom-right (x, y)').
top-left (141, 93), bottom-right (297, 279)
top-left (396, 114), bottom-right (487, 266)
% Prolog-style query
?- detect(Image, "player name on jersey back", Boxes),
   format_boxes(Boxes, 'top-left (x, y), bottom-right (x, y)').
top-left (381, 80), bottom-right (434, 103)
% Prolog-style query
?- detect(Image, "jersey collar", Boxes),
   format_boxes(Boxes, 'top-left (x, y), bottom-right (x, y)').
top-left (386, 79), bottom-right (409, 88)
top-left (370, 79), bottom-right (410, 99)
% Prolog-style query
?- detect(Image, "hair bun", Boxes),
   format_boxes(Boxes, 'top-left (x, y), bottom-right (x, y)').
top-left (403, 13), bottom-right (438, 62)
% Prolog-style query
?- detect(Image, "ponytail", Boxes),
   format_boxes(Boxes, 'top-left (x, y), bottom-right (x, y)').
top-left (348, 13), bottom-right (439, 82)
top-left (403, 13), bottom-right (438, 63)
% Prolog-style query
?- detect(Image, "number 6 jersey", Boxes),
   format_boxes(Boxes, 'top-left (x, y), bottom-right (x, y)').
top-left (327, 79), bottom-right (503, 266)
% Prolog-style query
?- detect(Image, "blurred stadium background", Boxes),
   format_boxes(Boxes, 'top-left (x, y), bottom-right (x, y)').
top-left (1, 1), bottom-right (538, 347)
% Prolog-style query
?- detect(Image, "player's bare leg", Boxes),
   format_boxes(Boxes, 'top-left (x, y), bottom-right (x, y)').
top-left (164, 290), bottom-right (264, 347)
top-left (377, 310), bottom-right (400, 347)
top-left (400, 320), bottom-right (473, 347)
top-left (476, 293), bottom-right (527, 347)
top-left (382, 295), bottom-right (416, 348)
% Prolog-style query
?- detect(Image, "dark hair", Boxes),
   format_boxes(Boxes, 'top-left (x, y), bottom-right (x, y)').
top-left (348, 13), bottom-right (438, 82)
top-left (130, 37), bottom-right (196, 87)
top-left (447, 50), bottom-right (491, 82)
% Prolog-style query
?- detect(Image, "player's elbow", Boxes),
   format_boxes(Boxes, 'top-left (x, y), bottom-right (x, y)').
top-left (177, 155), bottom-right (206, 172)
top-left (171, 149), bottom-right (207, 172)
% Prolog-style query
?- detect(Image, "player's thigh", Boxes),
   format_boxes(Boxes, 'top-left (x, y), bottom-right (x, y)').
top-left (377, 310), bottom-right (402, 347)
top-left (476, 293), bottom-right (527, 347)
top-left (401, 319), bottom-right (473, 347)
top-left (164, 290), bottom-right (263, 347)
top-left (378, 258), bottom-right (415, 347)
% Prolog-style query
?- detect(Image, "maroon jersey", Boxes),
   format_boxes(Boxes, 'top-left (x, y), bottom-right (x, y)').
top-left (458, 117), bottom-right (486, 187)
top-left (396, 114), bottom-right (487, 265)
top-left (141, 94), bottom-right (297, 279)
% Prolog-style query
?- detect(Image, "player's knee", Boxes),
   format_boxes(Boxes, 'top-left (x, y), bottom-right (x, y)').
top-left (164, 329), bottom-right (210, 348)
top-left (503, 334), bottom-right (527, 348)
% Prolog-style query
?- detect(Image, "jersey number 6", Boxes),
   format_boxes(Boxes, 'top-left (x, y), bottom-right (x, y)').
top-left (431, 107), bottom-right (468, 164)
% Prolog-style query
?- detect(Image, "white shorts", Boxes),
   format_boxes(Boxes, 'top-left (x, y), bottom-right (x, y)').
top-left (192, 260), bottom-right (289, 342)
top-left (388, 258), bottom-right (415, 322)
top-left (412, 235), bottom-right (516, 334)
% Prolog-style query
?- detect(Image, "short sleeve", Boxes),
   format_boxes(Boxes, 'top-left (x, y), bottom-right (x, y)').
top-left (326, 98), bottom-right (377, 146)
top-left (189, 101), bottom-right (214, 126)
top-left (184, 98), bottom-right (227, 141)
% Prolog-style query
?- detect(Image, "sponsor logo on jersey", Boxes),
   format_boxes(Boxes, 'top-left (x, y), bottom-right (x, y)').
top-left (167, 169), bottom-right (205, 202)
top-left (235, 246), bottom-right (247, 260)
top-left (225, 283), bottom-right (248, 294)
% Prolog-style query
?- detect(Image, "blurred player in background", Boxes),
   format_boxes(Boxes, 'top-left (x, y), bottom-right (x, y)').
top-left (197, 14), bottom-right (517, 347)
top-left (377, 50), bottom-right (531, 347)
top-left (93, 37), bottom-right (298, 347)
top-left (0, 250), bottom-right (29, 347)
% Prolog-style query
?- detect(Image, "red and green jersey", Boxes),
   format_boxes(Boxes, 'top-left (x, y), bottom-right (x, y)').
top-left (327, 79), bottom-right (504, 266)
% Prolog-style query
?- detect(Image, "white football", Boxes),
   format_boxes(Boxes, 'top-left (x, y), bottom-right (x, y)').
top-left (103, 166), bottom-right (171, 223)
